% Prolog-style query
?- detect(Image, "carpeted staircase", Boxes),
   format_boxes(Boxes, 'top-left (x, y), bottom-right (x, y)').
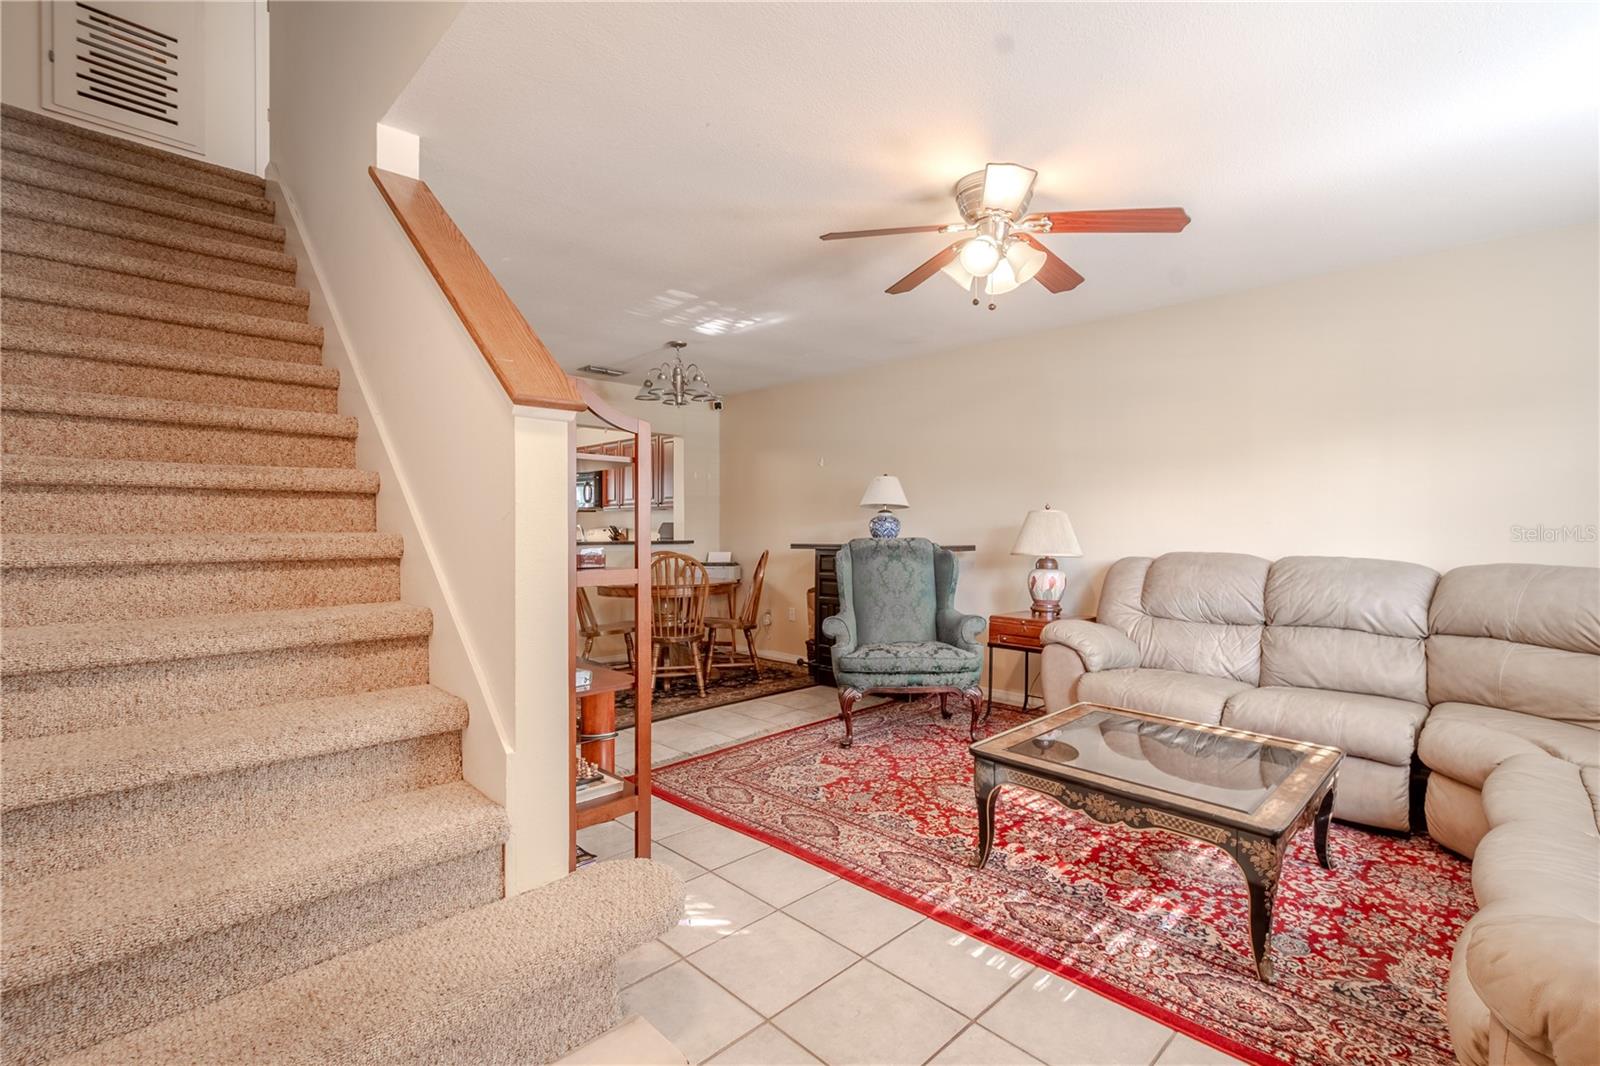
top-left (0, 105), bottom-right (520, 1063)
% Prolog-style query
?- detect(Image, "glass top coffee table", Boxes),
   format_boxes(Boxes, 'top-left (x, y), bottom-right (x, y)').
top-left (969, 702), bottom-right (1342, 982)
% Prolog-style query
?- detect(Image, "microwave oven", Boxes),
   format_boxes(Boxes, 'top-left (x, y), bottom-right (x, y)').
top-left (576, 471), bottom-right (602, 510)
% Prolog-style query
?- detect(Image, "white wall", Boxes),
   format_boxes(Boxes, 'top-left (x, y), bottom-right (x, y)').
top-left (268, 0), bottom-right (576, 892)
top-left (1, 0), bottom-right (268, 174)
top-left (719, 223), bottom-right (1600, 702)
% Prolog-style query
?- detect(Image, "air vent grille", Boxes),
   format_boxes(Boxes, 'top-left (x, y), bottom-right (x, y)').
top-left (45, 0), bottom-right (203, 151)
top-left (71, 2), bottom-right (180, 126)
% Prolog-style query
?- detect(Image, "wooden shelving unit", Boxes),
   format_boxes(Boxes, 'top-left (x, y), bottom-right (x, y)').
top-left (569, 380), bottom-right (653, 868)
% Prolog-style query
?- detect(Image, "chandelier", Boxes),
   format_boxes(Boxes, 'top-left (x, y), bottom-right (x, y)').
top-left (636, 341), bottom-right (719, 407)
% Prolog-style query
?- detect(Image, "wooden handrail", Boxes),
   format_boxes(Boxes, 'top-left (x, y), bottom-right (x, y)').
top-left (369, 167), bottom-right (585, 412)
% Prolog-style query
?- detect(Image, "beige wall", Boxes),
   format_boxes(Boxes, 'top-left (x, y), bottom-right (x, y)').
top-left (2, 0), bottom-right (268, 174)
top-left (720, 223), bottom-right (1600, 703)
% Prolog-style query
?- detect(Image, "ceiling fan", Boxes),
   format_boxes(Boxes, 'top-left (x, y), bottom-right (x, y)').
top-left (820, 163), bottom-right (1190, 307)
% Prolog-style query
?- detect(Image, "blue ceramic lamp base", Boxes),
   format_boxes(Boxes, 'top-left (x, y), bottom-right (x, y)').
top-left (868, 510), bottom-right (901, 539)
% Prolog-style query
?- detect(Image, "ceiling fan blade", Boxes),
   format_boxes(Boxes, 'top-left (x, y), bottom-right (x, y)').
top-left (820, 224), bottom-right (955, 241)
top-left (886, 244), bottom-right (961, 294)
top-left (1028, 208), bottom-right (1191, 233)
top-left (1019, 234), bottom-right (1086, 293)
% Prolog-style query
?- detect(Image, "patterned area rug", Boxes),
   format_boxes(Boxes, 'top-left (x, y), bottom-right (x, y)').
top-left (615, 659), bottom-right (812, 729)
top-left (651, 698), bottom-right (1475, 1066)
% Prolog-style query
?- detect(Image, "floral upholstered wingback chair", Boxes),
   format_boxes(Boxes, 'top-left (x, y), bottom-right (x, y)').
top-left (822, 538), bottom-right (987, 747)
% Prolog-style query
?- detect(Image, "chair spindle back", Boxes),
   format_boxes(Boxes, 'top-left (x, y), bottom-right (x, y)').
top-left (650, 552), bottom-right (709, 642)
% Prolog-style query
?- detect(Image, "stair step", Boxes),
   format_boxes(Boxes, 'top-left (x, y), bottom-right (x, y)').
top-left (1, 104), bottom-right (267, 198)
top-left (2, 682), bottom-right (462, 813)
top-left (2, 328), bottom-right (335, 412)
top-left (2, 129), bottom-right (276, 221)
top-left (1, 602), bottom-right (432, 740)
top-left (2, 785), bottom-right (506, 1063)
top-left (2, 276), bottom-right (323, 364)
top-left (0, 242), bottom-right (309, 323)
top-left (0, 456), bottom-right (379, 534)
top-left (2, 601), bottom-right (429, 679)
top-left (53, 860), bottom-right (684, 1066)
top-left (1, 192), bottom-right (297, 287)
top-left (2, 159), bottom-right (286, 251)
top-left (2, 781), bottom-right (506, 989)
top-left (2, 686), bottom-right (467, 881)
top-left (1, 384), bottom-right (357, 467)
top-left (1, 531), bottom-right (403, 626)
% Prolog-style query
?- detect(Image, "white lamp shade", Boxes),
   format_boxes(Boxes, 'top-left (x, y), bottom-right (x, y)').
top-left (860, 474), bottom-right (910, 510)
top-left (1011, 506), bottom-right (1082, 557)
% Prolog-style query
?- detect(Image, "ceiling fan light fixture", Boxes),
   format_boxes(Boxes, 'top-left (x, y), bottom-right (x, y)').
top-left (984, 258), bottom-right (1022, 296)
top-left (980, 163), bottom-right (1038, 216)
top-left (957, 236), bottom-right (1003, 278)
top-left (1004, 237), bottom-right (1048, 285)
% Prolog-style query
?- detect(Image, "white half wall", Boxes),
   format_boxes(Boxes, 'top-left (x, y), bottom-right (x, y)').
top-left (1, 0), bottom-right (268, 174)
top-left (269, 0), bottom-right (573, 891)
top-left (719, 223), bottom-right (1600, 704)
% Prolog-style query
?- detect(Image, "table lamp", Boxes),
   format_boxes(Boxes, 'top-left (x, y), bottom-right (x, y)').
top-left (1010, 505), bottom-right (1082, 617)
top-left (859, 475), bottom-right (909, 538)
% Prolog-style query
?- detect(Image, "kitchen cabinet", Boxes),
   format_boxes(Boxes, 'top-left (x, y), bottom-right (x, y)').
top-left (579, 435), bottom-right (672, 509)
top-left (656, 436), bottom-right (675, 506)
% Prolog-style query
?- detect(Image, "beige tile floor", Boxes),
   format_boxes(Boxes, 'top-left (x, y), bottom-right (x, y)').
top-left (588, 686), bottom-right (1246, 1066)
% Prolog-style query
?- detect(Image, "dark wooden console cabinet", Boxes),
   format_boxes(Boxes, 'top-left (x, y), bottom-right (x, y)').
top-left (791, 542), bottom-right (977, 687)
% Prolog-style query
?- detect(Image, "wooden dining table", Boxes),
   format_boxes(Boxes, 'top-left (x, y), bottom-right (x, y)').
top-left (595, 580), bottom-right (741, 619)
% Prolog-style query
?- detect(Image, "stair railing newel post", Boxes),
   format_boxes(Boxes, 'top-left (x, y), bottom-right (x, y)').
top-left (571, 377), bottom-right (653, 862)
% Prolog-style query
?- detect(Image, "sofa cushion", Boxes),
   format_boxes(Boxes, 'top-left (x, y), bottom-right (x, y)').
top-left (1418, 703), bottom-right (1600, 789)
top-left (1141, 552), bottom-right (1270, 625)
top-left (1221, 686), bottom-right (1428, 766)
top-left (1481, 751), bottom-right (1599, 836)
top-left (1266, 556), bottom-right (1438, 637)
top-left (1260, 556), bottom-right (1437, 704)
top-left (1261, 626), bottom-right (1428, 705)
top-left (1098, 555), bottom-right (1266, 685)
top-left (1585, 766), bottom-right (1600, 828)
top-left (847, 538), bottom-right (938, 646)
top-left (1427, 563), bottom-right (1600, 726)
top-left (1426, 635), bottom-right (1600, 727)
top-left (1076, 668), bottom-right (1250, 725)
top-left (1328, 756), bottom-right (1412, 832)
top-left (1431, 563), bottom-right (1600, 656)
top-left (836, 641), bottom-right (978, 677)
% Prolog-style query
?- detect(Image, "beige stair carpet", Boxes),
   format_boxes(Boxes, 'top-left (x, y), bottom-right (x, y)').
top-left (0, 104), bottom-right (545, 1063)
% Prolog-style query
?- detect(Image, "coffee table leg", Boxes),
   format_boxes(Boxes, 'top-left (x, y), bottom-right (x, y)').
top-left (1244, 870), bottom-right (1278, 983)
top-left (1314, 788), bottom-right (1335, 870)
top-left (974, 759), bottom-right (999, 868)
top-left (1230, 835), bottom-right (1282, 983)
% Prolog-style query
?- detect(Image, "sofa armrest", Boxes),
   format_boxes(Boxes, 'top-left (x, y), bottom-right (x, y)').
top-left (937, 609), bottom-right (986, 654)
top-left (1039, 619), bottom-right (1140, 671)
top-left (1041, 644), bottom-right (1087, 709)
top-left (1466, 911), bottom-right (1600, 1066)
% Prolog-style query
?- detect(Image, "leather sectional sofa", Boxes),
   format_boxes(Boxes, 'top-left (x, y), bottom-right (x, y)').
top-left (1039, 554), bottom-right (1598, 1066)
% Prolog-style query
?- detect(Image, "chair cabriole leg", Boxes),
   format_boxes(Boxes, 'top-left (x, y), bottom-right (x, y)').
top-left (837, 687), bottom-right (862, 747)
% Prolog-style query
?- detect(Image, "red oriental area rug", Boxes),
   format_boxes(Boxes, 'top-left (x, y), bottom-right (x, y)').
top-left (651, 699), bottom-right (1475, 1066)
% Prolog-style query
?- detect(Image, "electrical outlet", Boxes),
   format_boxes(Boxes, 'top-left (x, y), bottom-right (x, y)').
top-left (762, 611), bottom-right (772, 627)
top-left (787, 607), bottom-right (797, 622)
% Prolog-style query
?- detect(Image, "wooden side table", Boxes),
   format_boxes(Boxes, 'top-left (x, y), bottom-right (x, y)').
top-left (576, 660), bottom-right (635, 773)
top-left (986, 610), bottom-right (1085, 716)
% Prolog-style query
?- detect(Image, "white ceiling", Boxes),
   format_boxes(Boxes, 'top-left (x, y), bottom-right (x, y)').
top-left (388, 3), bottom-right (1599, 396)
